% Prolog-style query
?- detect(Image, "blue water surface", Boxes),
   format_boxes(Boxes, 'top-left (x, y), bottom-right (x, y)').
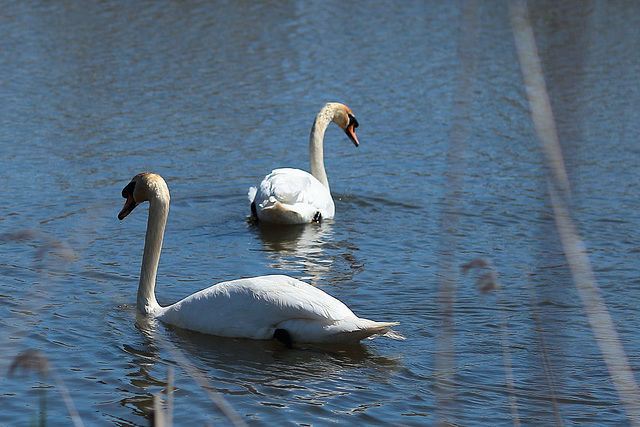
top-left (1, 1), bottom-right (639, 425)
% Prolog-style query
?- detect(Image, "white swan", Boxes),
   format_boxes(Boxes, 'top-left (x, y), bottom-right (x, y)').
top-left (118, 173), bottom-right (400, 345)
top-left (249, 102), bottom-right (359, 225)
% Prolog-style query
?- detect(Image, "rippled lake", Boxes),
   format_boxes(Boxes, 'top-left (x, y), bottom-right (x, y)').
top-left (2, 0), bottom-right (640, 425)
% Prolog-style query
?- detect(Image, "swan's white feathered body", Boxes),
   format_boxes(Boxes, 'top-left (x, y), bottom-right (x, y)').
top-left (250, 102), bottom-right (359, 225)
top-left (249, 168), bottom-right (335, 225)
top-left (157, 274), bottom-right (396, 342)
top-left (119, 173), bottom-right (401, 344)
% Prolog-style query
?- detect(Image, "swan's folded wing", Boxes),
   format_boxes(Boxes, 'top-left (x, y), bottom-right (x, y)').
top-left (250, 274), bottom-right (356, 320)
top-left (157, 275), bottom-right (356, 339)
top-left (251, 169), bottom-right (335, 224)
top-left (259, 169), bottom-right (331, 205)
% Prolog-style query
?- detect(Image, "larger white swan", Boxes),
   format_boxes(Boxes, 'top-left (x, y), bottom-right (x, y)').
top-left (249, 102), bottom-right (359, 225)
top-left (118, 173), bottom-right (400, 345)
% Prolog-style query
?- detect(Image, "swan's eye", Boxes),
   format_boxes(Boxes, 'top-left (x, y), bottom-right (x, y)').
top-left (122, 181), bottom-right (136, 199)
top-left (348, 114), bottom-right (359, 129)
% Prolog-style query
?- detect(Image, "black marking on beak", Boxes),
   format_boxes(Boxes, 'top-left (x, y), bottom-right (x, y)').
top-left (118, 181), bottom-right (138, 220)
top-left (344, 114), bottom-right (360, 147)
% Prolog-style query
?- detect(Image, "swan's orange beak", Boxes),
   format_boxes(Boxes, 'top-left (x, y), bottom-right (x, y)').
top-left (118, 181), bottom-right (138, 220)
top-left (345, 114), bottom-right (359, 147)
top-left (118, 194), bottom-right (137, 220)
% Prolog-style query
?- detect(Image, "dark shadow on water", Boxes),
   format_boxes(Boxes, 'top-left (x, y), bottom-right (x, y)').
top-left (165, 322), bottom-right (397, 368)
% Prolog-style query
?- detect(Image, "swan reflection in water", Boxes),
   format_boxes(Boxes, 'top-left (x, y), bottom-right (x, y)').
top-left (120, 312), bottom-right (403, 424)
top-left (253, 221), bottom-right (338, 286)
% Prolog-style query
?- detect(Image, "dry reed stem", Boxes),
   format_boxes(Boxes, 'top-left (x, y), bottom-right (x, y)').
top-left (153, 393), bottom-right (166, 426)
top-left (155, 339), bottom-right (248, 427)
top-left (462, 259), bottom-right (521, 426)
top-left (9, 349), bottom-right (84, 427)
top-left (525, 275), bottom-right (564, 425)
top-left (435, 1), bottom-right (479, 425)
top-left (151, 366), bottom-right (175, 427)
top-left (508, 0), bottom-right (640, 424)
top-left (166, 366), bottom-right (174, 427)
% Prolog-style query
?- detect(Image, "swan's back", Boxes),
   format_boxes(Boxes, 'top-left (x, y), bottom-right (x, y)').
top-left (250, 168), bottom-right (335, 224)
top-left (157, 275), bottom-right (398, 343)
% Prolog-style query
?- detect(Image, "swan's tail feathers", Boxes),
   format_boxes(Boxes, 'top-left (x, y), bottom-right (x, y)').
top-left (332, 320), bottom-right (403, 343)
top-left (278, 318), bottom-right (401, 343)
top-left (248, 186), bottom-right (257, 203)
top-left (257, 199), bottom-right (307, 224)
top-left (376, 326), bottom-right (405, 341)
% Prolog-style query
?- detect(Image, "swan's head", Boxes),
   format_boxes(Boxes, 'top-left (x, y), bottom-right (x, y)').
top-left (118, 173), bottom-right (170, 220)
top-left (329, 103), bottom-right (360, 147)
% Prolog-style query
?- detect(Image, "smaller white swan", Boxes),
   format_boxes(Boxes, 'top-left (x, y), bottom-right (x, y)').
top-left (119, 173), bottom-right (400, 345)
top-left (249, 102), bottom-right (359, 225)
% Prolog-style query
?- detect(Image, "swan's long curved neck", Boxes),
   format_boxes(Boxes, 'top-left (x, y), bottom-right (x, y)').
top-left (309, 107), bottom-right (334, 191)
top-left (137, 197), bottom-right (168, 315)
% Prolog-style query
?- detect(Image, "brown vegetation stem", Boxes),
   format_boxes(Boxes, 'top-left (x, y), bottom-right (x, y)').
top-left (508, 0), bottom-right (640, 423)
